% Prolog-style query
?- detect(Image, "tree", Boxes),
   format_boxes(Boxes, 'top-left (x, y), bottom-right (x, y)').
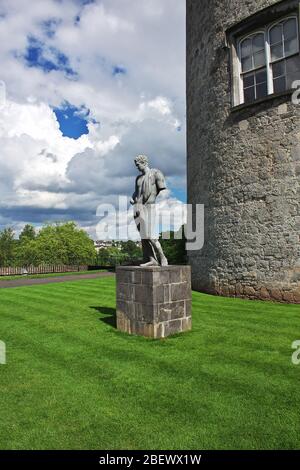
top-left (15, 222), bottom-right (96, 267)
top-left (19, 224), bottom-right (36, 242)
top-left (0, 227), bottom-right (16, 267)
top-left (120, 241), bottom-right (142, 261)
top-left (159, 226), bottom-right (187, 265)
top-left (14, 239), bottom-right (40, 267)
top-left (96, 248), bottom-right (112, 266)
top-left (96, 246), bottom-right (129, 266)
top-left (60, 222), bottom-right (97, 265)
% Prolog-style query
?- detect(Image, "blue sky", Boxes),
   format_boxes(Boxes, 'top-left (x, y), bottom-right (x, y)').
top-left (54, 103), bottom-right (90, 139)
top-left (0, 0), bottom-right (186, 238)
top-left (24, 36), bottom-right (76, 76)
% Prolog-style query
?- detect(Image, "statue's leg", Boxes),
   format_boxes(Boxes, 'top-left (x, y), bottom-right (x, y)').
top-left (135, 206), bottom-right (154, 265)
top-left (149, 239), bottom-right (168, 266)
top-left (138, 204), bottom-right (160, 266)
top-left (140, 239), bottom-right (159, 266)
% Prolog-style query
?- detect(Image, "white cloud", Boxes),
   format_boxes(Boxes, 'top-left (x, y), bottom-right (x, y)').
top-left (146, 97), bottom-right (172, 116)
top-left (0, 99), bottom-right (92, 191)
top-left (0, 0), bottom-right (186, 237)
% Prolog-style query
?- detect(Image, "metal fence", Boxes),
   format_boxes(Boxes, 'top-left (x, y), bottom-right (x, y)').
top-left (0, 265), bottom-right (88, 276)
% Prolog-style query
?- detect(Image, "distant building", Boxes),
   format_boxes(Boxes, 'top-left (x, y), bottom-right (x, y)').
top-left (94, 240), bottom-right (141, 253)
top-left (187, 0), bottom-right (300, 302)
top-left (94, 240), bottom-right (114, 252)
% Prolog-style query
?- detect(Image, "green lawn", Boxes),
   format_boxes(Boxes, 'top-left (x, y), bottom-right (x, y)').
top-left (0, 276), bottom-right (299, 450)
top-left (0, 269), bottom-right (106, 281)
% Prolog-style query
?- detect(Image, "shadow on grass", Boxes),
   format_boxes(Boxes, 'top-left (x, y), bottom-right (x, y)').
top-left (90, 306), bottom-right (116, 328)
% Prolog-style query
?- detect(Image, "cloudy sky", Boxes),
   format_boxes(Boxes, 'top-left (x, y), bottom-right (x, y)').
top-left (0, 0), bottom-right (186, 239)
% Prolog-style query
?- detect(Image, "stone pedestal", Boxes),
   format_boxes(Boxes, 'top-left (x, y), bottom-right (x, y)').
top-left (116, 265), bottom-right (192, 338)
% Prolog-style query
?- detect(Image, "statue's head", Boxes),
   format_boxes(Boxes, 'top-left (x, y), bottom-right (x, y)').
top-left (134, 154), bottom-right (149, 172)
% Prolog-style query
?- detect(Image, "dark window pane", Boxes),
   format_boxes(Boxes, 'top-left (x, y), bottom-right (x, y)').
top-left (253, 33), bottom-right (265, 52)
top-left (286, 55), bottom-right (300, 88)
top-left (286, 55), bottom-right (300, 73)
top-left (270, 24), bottom-right (282, 45)
top-left (256, 82), bottom-right (268, 99)
top-left (244, 86), bottom-right (255, 103)
top-left (271, 43), bottom-right (284, 61)
top-left (240, 33), bottom-right (267, 72)
top-left (243, 72), bottom-right (255, 87)
top-left (284, 37), bottom-right (299, 56)
top-left (273, 76), bottom-right (286, 93)
top-left (253, 50), bottom-right (266, 68)
top-left (241, 38), bottom-right (252, 58)
top-left (256, 68), bottom-right (267, 84)
top-left (283, 18), bottom-right (297, 40)
top-left (241, 56), bottom-right (252, 72)
top-left (272, 60), bottom-right (285, 78)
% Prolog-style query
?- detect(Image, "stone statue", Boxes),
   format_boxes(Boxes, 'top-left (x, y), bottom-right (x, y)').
top-left (130, 155), bottom-right (168, 267)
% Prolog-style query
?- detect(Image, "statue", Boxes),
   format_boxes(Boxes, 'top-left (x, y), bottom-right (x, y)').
top-left (130, 155), bottom-right (168, 267)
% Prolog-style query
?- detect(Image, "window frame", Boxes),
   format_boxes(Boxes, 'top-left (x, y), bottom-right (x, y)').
top-left (235, 14), bottom-right (300, 106)
top-left (268, 15), bottom-right (299, 94)
top-left (238, 30), bottom-right (268, 104)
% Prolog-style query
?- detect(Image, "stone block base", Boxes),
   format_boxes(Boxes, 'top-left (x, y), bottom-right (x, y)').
top-left (116, 265), bottom-right (192, 338)
top-left (192, 279), bottom-right (300, 304)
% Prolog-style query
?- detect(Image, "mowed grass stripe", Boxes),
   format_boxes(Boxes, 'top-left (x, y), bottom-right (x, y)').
top-left (0, 277), bottom-right (299, 449)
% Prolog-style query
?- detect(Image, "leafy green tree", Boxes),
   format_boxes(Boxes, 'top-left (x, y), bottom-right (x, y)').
top-left (0, 227), bottom-right (16, 267)
top-left (120, 241), bottom-right (142, 261)
top-left (96, 246), bottom-right (129, 266)
top-left (37, 222), bottom-right (96, 265)
top-left (159, 226), bottom-right (187, 265)
top-left (14, 239), bottom-right (41, 267)
top-left (19, 224), bottom-right (36, 242)
top-left (96, 248), bottom-right (111, 266)
top-left (108, 247), bottom-right (129, 266)
top-left (15, 222), bottom-right (96, 267)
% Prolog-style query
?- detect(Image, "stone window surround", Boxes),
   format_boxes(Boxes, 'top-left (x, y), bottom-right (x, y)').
top-left (226, 0), bottom-right (300, 108)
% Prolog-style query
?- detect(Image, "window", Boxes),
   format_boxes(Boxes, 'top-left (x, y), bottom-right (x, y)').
top-left (240, 33), bottom-right (268, 102)
top-left (270, 17), bottom-right (299, 93)
top-left (237, 16), bottom-right (300, 105)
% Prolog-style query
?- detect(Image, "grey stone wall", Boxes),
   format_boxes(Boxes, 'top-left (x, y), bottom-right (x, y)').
top-left (187, 0), bottom-right (300, 302)
top-left (116, 266), bottom-right (192, 338)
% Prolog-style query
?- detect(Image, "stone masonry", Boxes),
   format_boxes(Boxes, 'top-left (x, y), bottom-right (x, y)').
top-left (116, 266), bottom-right (192, 338)
top-left (187, 0), bottom-right (300, 303)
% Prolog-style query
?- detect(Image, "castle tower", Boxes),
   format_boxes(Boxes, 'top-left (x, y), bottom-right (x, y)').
top-left (187, 0), bottom-right (300, 302)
